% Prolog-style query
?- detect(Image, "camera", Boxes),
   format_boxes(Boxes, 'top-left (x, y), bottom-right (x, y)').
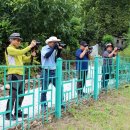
top-left (55, 42), bottom-right (66, 48)
top-left (84, 45), bottom-right (93, 50)
top-left (117, 47), bottom-right (122, 51)
top-left (31, 41), bottom-right (41, 51)
top-left (88, 46), bottom-right (93, 50)
top-left (36, 41), bottom-right (41, 45)
top-left (84, 45), bottom-right (93, 54)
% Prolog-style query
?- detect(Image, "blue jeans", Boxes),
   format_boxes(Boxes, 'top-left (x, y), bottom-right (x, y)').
top-left (101, 65), bottom-right (112, 89)
top-left (41, 69), bottom-right (63, 108)
top-left (77, 70), bottom-right (88, 95)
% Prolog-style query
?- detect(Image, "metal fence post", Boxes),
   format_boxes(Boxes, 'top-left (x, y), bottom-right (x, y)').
top-left (94, 57), bottom-right (99, 100)
top-left (55, 58), bottom-right (62, 118)
top-left (116, 55), bottom-right (120, 89)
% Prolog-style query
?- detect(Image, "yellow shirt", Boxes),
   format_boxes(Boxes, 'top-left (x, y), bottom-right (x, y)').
top-left (5, 45), bottom-right (31, 75)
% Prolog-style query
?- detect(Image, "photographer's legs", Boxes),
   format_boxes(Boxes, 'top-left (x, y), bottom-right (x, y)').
top-left (14, 76), bottom-right (27, 118)
top-left (101, 66), bottom-right (109, 90)
top-left (6, 88), bottom-right (17, 120)
top-left (41, 69), bottom-right (48, 112)
top-left (52, 70), bottom-right (65, 108)
top-left (77, 71), bottom-right (84, 95)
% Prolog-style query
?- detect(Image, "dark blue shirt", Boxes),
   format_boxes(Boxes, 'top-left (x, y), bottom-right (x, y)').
top-left (76, 49), bottom-right (89, 70)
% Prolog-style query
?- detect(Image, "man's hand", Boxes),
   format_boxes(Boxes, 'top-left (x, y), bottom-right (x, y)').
top-left (58, 46), bottom-right (63, 50)
top-left (114, 47), bottom-right (118, 52)
top-left (31, 51), bottom-right (36, 57)
top-left (114, 47), bottom-right (119, 55)
top-left (54, 43), bottom-right (58, 49)
top-left (29, 40), bottom-right (36, 48)
top-left (79, 46), bottom-right (89, 58)
top-left (84, 46), bottom-right (89, 52)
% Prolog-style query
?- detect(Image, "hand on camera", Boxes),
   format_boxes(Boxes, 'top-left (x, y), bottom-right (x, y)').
top-left (85, 46), bottom-right (89, 52)
top-left (58, 46), bottom-right (63, 50)
top-left (114, 47), bottom-right (118, 52)
top-left (54, 44), bottom-right (58, 49)
top-left (30, 40), bottom-right (36, 48)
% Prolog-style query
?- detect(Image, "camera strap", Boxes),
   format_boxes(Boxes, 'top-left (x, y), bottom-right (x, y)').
top-left (5, 48), bottom-right (8, 55)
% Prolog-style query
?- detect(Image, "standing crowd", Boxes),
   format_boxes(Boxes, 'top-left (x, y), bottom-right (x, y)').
top-left (4, 32), bottom-right (119, 120)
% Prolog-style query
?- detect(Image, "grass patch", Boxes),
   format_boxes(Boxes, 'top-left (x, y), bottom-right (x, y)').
top-left (35, 85), bottom-right (130, 130)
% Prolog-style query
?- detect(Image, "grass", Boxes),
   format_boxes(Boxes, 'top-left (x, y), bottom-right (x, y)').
top-left (38, 85), bottom-right (130, 130)
top-left (119, 44), bottom-right (130, 57)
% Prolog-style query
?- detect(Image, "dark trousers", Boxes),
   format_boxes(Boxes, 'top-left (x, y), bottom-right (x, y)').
top-left (6, 74), bottom-right (24, 115)
top-left (101, 65), bottom-right (112, 89)
top-left (77, 70), bottom-right (88, 95)
top-left (41, 69), bottom-right (63, 108)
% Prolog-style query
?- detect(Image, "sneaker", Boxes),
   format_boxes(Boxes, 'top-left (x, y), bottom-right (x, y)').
top-left (6, 114), bottom-right (16, 120)
top-left (14, 111), bottom-right (28, 118)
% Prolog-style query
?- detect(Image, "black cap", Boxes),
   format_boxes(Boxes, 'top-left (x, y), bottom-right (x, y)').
top-left (9, 33), bottom-right (23, 41)
top-left (80, 41), bottom-right (88, 47)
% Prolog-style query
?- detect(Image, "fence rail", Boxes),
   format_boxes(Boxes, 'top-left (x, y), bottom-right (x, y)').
top-left (0, 56), bottom-right (130, 130)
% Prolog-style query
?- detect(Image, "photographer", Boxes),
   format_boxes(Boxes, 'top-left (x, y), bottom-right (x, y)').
top-left (5, 33), bottom-right (37, 120)
top-left (76, 41), bottom-right (91, 96)
top-left (40, 36), bottom-right (64, 112)
top-left (101, 43), bottom-right (118, 91)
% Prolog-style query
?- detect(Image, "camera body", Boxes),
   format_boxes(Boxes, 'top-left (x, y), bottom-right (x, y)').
top-left (31, 41), bottom-right (41, 51)
top-left (55, 42), bottom-right (66, 48)
top-left (88, 46), bottom-right (93, 50)
top-left (117, 47), bottom-right (122, 51)
top-left (36, 41), bottom-right (41, 45)
top-left (84, 45), bottom-right (93, 54)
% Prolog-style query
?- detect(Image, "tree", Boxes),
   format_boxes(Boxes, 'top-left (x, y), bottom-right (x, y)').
top-left (82, 0), bottom-right (130, 44)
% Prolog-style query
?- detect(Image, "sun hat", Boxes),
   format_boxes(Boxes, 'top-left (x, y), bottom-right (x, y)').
top-left (45, 36), bottom-right (61, 44)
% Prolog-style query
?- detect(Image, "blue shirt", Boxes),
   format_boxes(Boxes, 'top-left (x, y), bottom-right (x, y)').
top-left (76, 49), bottom-right (89, 70)
top-left (41, 45), bottom-right (56, 70)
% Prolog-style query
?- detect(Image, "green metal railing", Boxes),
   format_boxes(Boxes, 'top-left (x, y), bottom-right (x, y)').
top-left (0, 56), bottom-right (130, 130)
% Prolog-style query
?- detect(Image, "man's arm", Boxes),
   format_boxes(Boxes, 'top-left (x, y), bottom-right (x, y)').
top-left (7, 46), bottom-right (31, 56)
top-left (108, 47), bottom-right (118, 58)
top-left (7, 40), bottom-right (36, 56)
top-left (80, 47), bottom-right (88, 58)
top-left (44, 44), bottom-right (58, 58)
top-left (22, 55), bottom-right (31, 63)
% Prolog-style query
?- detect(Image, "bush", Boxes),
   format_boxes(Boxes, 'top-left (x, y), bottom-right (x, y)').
top-left (102, 34), bottom-right (114, 44)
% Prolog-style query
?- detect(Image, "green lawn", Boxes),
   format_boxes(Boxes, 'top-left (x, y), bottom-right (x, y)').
top-left (33, 85), bottom-right (130, 130)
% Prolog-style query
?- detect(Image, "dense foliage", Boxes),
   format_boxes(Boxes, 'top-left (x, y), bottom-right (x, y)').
top-left (0, 0), bottom-right (130, 64)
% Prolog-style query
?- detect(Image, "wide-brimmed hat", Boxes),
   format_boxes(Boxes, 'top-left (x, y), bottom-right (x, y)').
top-left (9, 33), bottom-right (22, 41)
top-left (45, 36), bottom-right (61, 44)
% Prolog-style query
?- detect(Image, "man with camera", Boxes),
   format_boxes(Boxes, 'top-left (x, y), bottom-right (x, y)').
top-left (76, 41), bottom-right (91, 96)
top-left (5, 33), bottom-right (37, 120)
top-left (41, 36), bottom-right (64, 112)
top-left (101, 43), bottom-right (118, 91)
